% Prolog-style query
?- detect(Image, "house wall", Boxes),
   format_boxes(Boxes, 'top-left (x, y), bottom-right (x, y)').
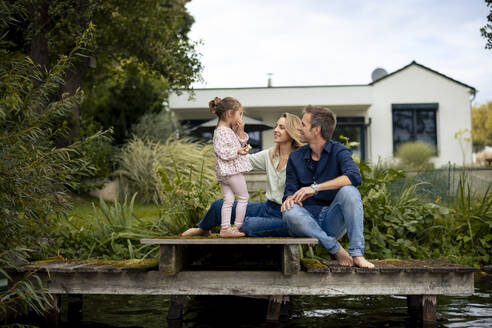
top-left (169, 64), bottom-right (474, 166)
top-left (370, 65), bottom-right (473, 167)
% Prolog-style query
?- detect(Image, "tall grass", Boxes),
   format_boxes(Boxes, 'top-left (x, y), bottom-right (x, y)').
top-left (0, 249), bottom-right (55, 319)
top-left (116, 137), bottom-right (217, 204)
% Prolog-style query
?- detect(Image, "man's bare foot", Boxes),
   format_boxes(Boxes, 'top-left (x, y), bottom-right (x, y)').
top-left (180, 228), bottom-right (211, 237)
top-left (335, 247), bottom-right (354, 266)
top-left (353, 256), bottom-right (375, 268)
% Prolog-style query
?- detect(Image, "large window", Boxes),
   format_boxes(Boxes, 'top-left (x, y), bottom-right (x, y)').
top-left (332, 117), bottom-right (366, 160)
top-left (181, 119), bottom-right (263, 153)
top-left (392, 104), bottom-right (438, 153)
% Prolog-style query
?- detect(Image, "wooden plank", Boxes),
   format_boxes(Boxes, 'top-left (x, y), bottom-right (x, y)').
top-left (18, 270), bottom-right (474, 296)
top-left (159, 245), bottom-right (183, 276)
top-left (141, 237), bottom-right (318, 245)
top-left (281, 245), bottom-right (300, 275)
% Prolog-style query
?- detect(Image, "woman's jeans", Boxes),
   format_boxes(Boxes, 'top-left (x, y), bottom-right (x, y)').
top-left (197, 200), bottom-right (289, 237)
top-left (282, 186), bottom-right (365, 257)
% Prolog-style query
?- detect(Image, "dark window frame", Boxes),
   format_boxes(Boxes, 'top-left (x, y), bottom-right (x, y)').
top-left (334, 117), bottom-right (366, 161)
top-left (392, 103), bottom-right (438, 154)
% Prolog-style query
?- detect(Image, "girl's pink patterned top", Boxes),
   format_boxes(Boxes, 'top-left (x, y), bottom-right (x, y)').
top-left (213, 126), bottom-right (252, 180)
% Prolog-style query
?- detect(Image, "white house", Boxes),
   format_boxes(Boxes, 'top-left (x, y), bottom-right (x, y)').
top-left (169, 61), bottom-right (476, 167)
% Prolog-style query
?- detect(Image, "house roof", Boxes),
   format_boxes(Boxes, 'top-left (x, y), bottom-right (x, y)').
top-left (369, 60), bottom-right (476, 93)
top-left (179, 61), bottom-right (475, 94)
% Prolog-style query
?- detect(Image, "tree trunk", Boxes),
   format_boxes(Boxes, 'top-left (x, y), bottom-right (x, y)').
top-left (62, 62), bottom-right (88, 141)
top-left (30, 0), bottom-right (50, 83)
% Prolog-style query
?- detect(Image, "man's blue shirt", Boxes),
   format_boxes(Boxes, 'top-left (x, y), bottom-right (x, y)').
top-left (283, 140), bottom-right (362, 218)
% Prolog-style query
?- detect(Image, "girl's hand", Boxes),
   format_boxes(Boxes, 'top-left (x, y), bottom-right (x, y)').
top-left (234, 119), bottom-right (245, 135)
top-left (237, 148), bottom-right (248, 155)
top-left (237, 144), bottom-right (251, 155)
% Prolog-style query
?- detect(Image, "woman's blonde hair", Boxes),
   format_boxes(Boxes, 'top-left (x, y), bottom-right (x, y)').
top-left (269, 113), bottom-right (304, 164)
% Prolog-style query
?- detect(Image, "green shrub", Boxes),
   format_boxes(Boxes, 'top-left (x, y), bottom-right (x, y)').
top-left (1, 249), bottom-right (55, 318)
top-left (0, 25), bottom-right (104, 250)
top-left (116, 137), bottom-right (217, 204)
top-left (395, 141), bottom-right (435, 171)
top-left (72, 114), bottom-right (115, 193)
top-left (154, 160), bottom-right (221, 235)
top-left (131, 109), bottom-right (183, 143)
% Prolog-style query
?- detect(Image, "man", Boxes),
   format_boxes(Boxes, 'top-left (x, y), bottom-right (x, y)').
top-left (281, 105), bottom-right (374, 268)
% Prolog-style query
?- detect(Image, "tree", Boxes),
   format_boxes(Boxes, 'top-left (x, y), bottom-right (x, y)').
top-left (0, 22), bottom-right (105, 249)
top-left (481, 0), bottom-right (492, 49)
top-left (3, 0), bottom-right (202, 140)
top-left (471, 101), bottom-right (492, 151)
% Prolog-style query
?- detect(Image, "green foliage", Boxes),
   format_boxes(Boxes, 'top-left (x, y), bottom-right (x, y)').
top-left (45, 194), bottom-right (160, 260)
top-left (4, 0), bottom-right (202, 142)
top-left (155, 161), bottom-right (222, 235)
top-left (116, 137), bottom-right (217, 204)
top-left (0, 25), bottom-right (107, 250)
top-left (0, 249), bottom-right (54, 319)
top-left (83, 63), bottom-right (169, 144)
top-left (357, 159), bottom-right (492, 266)
top-left (72, 114), bottom-right (115, 193)
top-left (471, 101), bottom-right (492, 151)
top-left (131, 109), bottom-right (183, 143)
top-left (480, 0), bottom-right (492, 49)
top-left (395, 141), bottom-right (435, 171)
top-left (449, 176), bottom-right (492, 264)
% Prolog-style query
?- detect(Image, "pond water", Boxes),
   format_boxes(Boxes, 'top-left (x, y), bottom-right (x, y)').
top-left (58, 276), bottom-right (491, 328)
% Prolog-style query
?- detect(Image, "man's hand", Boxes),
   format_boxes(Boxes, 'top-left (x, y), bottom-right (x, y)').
top-left (281, 196), bottom-right (301, 212)
top-left (292, 186), bottom-right (315, 204)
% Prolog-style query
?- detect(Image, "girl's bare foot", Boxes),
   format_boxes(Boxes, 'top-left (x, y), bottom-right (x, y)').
top-left (219, 227), bottom-right (245, 238)
top-left (353, 256), bottom-right (375, 268)
top-left (180, 228), bottom-right (211, 237)
top-left (335, 247), bottom-right (354, 266)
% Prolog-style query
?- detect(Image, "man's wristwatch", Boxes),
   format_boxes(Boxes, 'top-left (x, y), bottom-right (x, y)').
top-left (310, 182), bottom-right (319, 195)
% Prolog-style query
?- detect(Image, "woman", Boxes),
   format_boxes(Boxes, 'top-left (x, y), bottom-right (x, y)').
top-left (181, 113), bottom-right (303, 237)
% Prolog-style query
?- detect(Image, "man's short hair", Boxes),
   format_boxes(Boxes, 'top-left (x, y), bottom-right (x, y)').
top-left (303, 105), bottom-right (337, 140)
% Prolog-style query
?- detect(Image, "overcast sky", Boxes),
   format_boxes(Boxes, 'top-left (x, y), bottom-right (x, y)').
top-left (186, 0), bottom-right (492, 104)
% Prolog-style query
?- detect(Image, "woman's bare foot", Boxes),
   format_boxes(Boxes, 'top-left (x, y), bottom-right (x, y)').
top-left (180, 228), bottom-right (211, 237)
top-left (353, 256), bottom-right (375, 268)
top-left (335, 247), bottom-right (354, 266)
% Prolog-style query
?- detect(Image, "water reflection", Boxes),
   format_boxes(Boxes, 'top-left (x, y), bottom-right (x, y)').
top-left (59, 277), bottom-right (491, 328)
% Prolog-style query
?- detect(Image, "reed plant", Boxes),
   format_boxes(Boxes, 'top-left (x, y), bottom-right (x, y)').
top-left (116, 136), bottom-right (217, 204)
top-left (0, 249), bottom-right (55, 319)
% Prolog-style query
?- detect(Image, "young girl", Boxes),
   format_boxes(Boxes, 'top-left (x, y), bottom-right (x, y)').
top-left (209, 96), bottom-right (252, 237)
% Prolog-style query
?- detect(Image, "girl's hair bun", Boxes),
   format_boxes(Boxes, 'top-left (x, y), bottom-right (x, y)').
top-left (209, 97), bottom-right (221, 114)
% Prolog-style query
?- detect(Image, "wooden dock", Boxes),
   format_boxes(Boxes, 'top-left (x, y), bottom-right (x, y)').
top-left (7, 237), bottom-right (479, 325)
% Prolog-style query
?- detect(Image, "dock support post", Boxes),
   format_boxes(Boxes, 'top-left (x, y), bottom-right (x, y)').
top-left (42, 294), bottom-right (60, 328)
top-left (266, 296), bottom-right (282, 321)
top-left (160, 245), bottom-right (184, 275)
top-left (422, 295), bottom-right (437, 324)
top-left (407, 295), bottom-right (437, 324)
top-left (167, 295), bottom-right (185, 320)
top-left (407, 295), bottom-right (422, 314)
top-left (281, 245), bottom-right (300, 275)
top-left (67, 294), bottom-right (83, 323)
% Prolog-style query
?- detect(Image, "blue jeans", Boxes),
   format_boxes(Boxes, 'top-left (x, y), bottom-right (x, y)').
top-left (282, 186), bottom-right (365, 257)
top-left (197, 199), bottom-right (289, 237)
